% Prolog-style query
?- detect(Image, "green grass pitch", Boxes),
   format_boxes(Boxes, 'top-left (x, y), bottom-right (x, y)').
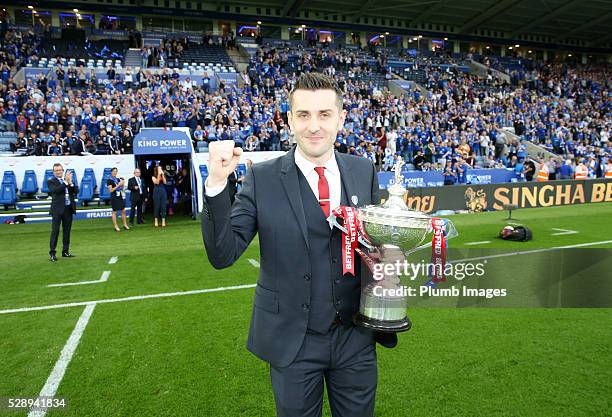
top-left (0, 203), bottom-right (611, 416)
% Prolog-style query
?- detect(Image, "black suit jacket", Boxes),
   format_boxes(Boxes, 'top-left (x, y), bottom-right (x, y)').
top-left (227, 171), bottom-right (238, 203)
top-left (70, 139), bottom-right (85, 155)
top-left (48, 177), bottom-right (78, 215)
top-left (127, 177), bottom-right (146, 202)
top-left (201, 147), bottom-right (397, 367)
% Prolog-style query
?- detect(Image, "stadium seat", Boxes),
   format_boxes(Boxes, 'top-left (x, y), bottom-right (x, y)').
top-left (2, 171), bottom-right (17, 193)
top-left (0, 181), bottom-right (16, 208)
top-left (197, 142), bottom-right (208, 152)
top-left (41, 169), bottom-right (55, 194)
top-left (236, 163), bottom-right (247, 178)
top-left (199, 165), bottom-right (208, 182)
top-left (99, 168), bottom-right (113, 202)
top-left (78, 178), bottom-right (94, 205)
top-left (83, 168), bottom-right (97, 191)
top-left (20, 170), bottom-right (38, 195)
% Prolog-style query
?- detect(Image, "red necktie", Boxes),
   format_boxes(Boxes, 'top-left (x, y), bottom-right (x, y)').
top-left (314, 167), bottom-right (330, 218)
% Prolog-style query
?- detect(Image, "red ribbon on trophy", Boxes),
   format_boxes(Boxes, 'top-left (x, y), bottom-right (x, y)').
top-left (430, 217), bottom-right (447, 283)
top-left (334, 206), bottom-right (359, 275)
top-left (333, 206), bottom-right (368, 276)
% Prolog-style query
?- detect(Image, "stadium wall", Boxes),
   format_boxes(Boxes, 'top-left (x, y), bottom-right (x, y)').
top-left (0, 152), bottom-right (286, 192)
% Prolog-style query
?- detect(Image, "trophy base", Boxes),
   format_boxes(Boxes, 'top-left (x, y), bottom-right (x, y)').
top-left (354, 313), bottom-right (412, 333)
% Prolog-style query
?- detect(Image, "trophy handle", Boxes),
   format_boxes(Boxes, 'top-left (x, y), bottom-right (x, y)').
top-left (410, 218), bottom-right (459, 254)
top-left (329, 214), bottom-right (375, 251)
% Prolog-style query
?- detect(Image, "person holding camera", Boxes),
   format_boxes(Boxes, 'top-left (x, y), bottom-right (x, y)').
top-left (152, 165), bottom-right (167, 227)
top-left (107, 167), bottom-right (130, 231)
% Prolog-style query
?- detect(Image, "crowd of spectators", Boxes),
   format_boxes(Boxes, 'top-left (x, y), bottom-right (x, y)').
top-left (0, 32), bottom-right (609, 179)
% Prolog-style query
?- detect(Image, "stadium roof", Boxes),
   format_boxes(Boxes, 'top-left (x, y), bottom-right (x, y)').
top-left (230, 0), bottom-right (612, 47)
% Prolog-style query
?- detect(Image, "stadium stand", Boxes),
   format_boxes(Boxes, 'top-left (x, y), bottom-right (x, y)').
top-left (1, 16), bottom-right (610, 209)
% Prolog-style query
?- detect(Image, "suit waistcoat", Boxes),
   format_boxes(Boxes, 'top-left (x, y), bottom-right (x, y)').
top-left (297, 168), bottom-right (360, 333)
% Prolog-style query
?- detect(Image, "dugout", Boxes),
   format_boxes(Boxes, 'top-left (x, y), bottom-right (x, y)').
top-left (132, 127), bottom-right (199, 218)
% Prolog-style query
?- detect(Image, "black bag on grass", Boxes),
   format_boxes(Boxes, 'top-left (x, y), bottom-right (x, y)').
top-left (499, 225), bottom-right (532, 242)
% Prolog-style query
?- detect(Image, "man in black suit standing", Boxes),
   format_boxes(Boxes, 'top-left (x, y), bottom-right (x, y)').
top-left (70, 133), bottom-right (86, 155)
top-left (202, 73), bottom-right (396, 417)
top-left (127, 168), bottom-right (145, 225)
top-left (48, 163), bottom-right (78, 262)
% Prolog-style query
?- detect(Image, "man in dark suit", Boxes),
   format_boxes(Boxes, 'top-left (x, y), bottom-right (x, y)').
top-left (202, 73), bottom-right (396, 417)
top-left (127, 168), bottom-right (146, 225)
top-left (48, 163), bottom-right (78, 262)
top-left (70, 133), bottom-right (86, 155)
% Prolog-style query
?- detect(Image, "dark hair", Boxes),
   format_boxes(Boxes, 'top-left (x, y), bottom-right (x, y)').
top-left (53, 163), bottom-right (63, 169)
top-left (289, 72), bottom-right (343, 110)
top-left (111, 167), bottom-right (118, 172)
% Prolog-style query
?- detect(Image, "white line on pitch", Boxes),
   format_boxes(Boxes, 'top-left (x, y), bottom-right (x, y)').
top-left (248, 259), bottom-right (260, 268)
top-left (47, 271), bottom-right (111, 288)
top-left (450, 239), bottom-right (612, 264)
top-left (0, 284), bottom-right (257, 315)
top-left (551, 228), bottom-right (578, 236)
top-left (464, 241), bottom-right (491, 246)
top-left (3, 239), bottom-right (611, 315)
top-left (27, 303), bottom-right (96, 417)
top-left (108, 256), bottom-right (118, 264)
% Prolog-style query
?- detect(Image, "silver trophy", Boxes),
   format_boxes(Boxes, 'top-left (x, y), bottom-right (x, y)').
top-left (333, 158), bottom-right (458, 332)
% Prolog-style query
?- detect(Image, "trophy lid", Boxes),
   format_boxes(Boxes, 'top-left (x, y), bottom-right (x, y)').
top-left (359, 158), bottom-right (431, 229)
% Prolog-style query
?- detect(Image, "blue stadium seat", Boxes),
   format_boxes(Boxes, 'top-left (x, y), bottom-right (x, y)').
top-left (0, 182), bottom-right (16, 207)
top-left (236, 163), bottom-right (247, 178)
top-left (2, 171), bottom-right (17, 193)
top-left (199, 165), bottom-right (208, 182)
top-left (99, 168), bottom-right (113, 201)
top-left (20, 170), bottom-right (38, 195)
top-left (83, 168), bottom-right (97, 191)
top-left (99, 168), bottom-right (113, 202)
top-left (101, 168), bottom-right (112, 184)
top-left (78, 178), bottom-right (94, 205)
top-left (41, 169), bottom-right (55, 193)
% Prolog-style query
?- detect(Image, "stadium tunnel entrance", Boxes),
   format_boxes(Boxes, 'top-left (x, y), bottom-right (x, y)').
top-left (133, 128), bottom-right (198, 219)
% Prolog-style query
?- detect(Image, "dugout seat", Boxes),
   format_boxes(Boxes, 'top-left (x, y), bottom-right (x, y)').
top-left (0, 181), bottom-right (16, 208)
top-left (41, 169), bottom-right (55, 194)
top-left (2, 170), bottom-right (17, 193)
top-left (83, 168), bottom-right (97, 192)
top-left (20, 170), bottom-right (38, 195)
top-left (78, 178), bottom-right (94, 205)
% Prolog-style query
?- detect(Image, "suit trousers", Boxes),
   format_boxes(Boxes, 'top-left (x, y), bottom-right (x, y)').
top-left (270, 325), bottom-right (377, 417)
top-left (129, 195), bottom-right (144, 223)
top-left (49, 207), bottom-right (73, 255)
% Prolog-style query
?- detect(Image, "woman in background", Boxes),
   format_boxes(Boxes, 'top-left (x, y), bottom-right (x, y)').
top-left (107, 167), bottom-right (130, 231)
top-left (152, 165), bottom-right (167, 227)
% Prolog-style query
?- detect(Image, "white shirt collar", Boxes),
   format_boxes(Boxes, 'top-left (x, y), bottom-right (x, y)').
top-left (294, 146), bottom-right (340, 178)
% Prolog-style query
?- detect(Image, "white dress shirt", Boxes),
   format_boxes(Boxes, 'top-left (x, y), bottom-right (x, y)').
top-left (294, 147), bottom-right (341, 227)
top-left (205, 147), bottom-right (342, 226)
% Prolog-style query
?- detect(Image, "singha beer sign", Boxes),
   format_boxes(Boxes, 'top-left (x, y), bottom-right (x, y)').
top-left (380, 179), bottom-right (612, 213)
